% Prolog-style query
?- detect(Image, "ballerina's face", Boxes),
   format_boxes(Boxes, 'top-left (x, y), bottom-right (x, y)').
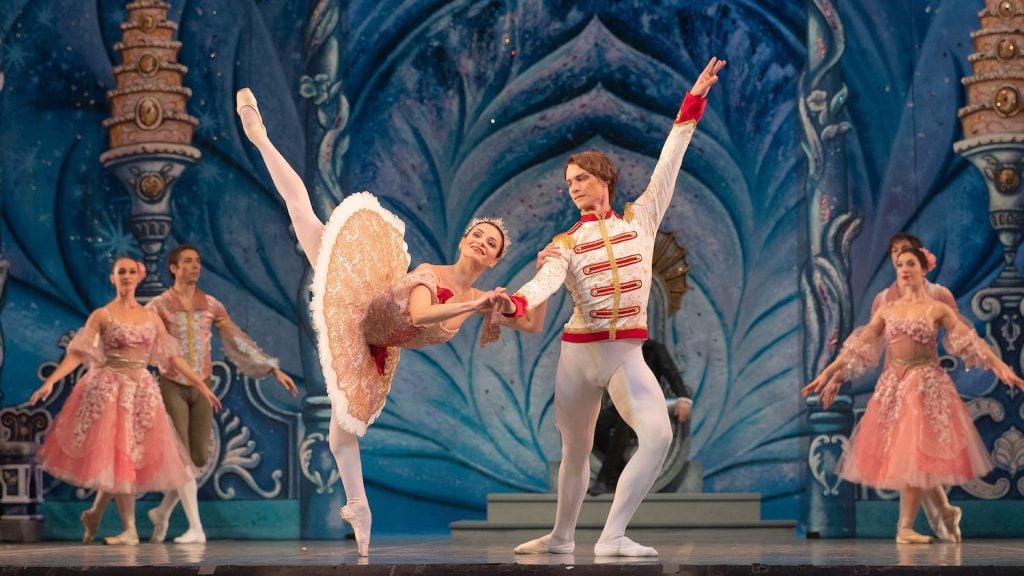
top-left (895, 251), bottom-right (925, 289)
top-left (110, 257), bottom-right (143, 293)
top-left (460, 223), bottom-right (505, 267)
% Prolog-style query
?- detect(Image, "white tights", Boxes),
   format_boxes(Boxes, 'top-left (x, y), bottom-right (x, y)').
top-left (518, 339), bottom-right (671, 556)
top-left (237, 91), bottom-right (324, 266)
top-left (329, 412), bottom-right (372, 555)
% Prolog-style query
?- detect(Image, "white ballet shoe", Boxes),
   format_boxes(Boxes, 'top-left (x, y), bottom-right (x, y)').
top-left (341, 503), bottom-right (372, 557)
top-left (235, 88), bottom-right (268, 145)
top-left (104, 530), bottom-right (140, 546)
top-left (513, 534), bottom-right (574, 554)
top-left (147, 507), bottom-right (169, 543)
top-left (594, 536), bottom-right (658, 557)
top-left (173, 528), bottom-right (207, 544)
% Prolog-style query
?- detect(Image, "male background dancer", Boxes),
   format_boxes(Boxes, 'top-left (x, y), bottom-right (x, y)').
top-left (146, 245), bottom-right (297, 543)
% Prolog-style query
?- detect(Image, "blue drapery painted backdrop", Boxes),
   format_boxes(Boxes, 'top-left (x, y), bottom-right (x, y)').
top-left (0, 0), bottom-right (1009, 534)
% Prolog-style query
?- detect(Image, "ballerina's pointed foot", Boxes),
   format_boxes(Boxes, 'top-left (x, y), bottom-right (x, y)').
top-left (104, 530), bottom-right (140, 546)
top-left (341, 503), bottom-right (372, 557)
top-left (80, 509), bottom-right (101, 544)
top-left (594, 536), bottom-right (658, 557)
top-left (235, 88), bottom-right (267, 145)
top-left (147, 507), bottom-right (169, 543)
top-left (513, 534), bottom-right (574, 555)
top-left (173, 528), bottom-right (207, 544)
top-left (942, 507), bottom-right (962, 543)
top-left (896, 528), bottom-right (934, 545)
top-left (923, 503), bottom-right (952, 542)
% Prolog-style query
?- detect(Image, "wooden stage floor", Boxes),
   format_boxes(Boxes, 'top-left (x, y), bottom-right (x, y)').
top-left (3, 532), bottom-right (1024, 574)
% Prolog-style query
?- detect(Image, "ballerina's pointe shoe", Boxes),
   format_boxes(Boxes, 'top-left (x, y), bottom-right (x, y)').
top-left (147, 507), bottom-right (169, 543)
top-left (104, 530), bottom-right (140, 546)
top-left (80, 509), bottom-right (101, 544)
top-left (943, 507), bottom-right (962, 543)
top-left (513, 534), bottom-right (575, 554)
top-left (896, 528), bottom-right (934, 545)
top-left (594, 536), bottom-right (658, 557)
top-left (235, 88), bottom-right (267, 145)
top-left (923, 502), bottom-right (953, 542)
top-left (341, 503), bottom-right (372, 557)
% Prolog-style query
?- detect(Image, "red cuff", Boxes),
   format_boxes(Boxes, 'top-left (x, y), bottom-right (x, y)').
top-left (675, 92), bottom-right (707, 125)
top-left (503, 294), bottom-right (528, 319)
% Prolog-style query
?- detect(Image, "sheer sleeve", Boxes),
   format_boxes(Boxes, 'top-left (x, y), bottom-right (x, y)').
top-left (148, 331), bottom-right (184, 374)
top-left (944, 320), bottom-right (994, 371)
top-left (209, 297), bottom-right (280, 378)
top-left (480, 306), bottom-right (507, 349)
top-left (67, 326), bottom-right (104, 368)
top-left (838, 325), bottom-right (886, 380)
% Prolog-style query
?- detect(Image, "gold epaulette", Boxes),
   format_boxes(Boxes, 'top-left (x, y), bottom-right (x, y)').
top-left (624, 203), bottom-right (635, 223)
top-left (552, 234), bottom-right (576, 249)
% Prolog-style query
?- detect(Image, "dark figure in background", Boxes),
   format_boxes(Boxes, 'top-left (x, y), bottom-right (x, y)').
top-left (592, 339), bottom-right (693, 494)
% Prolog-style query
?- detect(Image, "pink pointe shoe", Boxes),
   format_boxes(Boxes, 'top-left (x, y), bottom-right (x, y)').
top-left (942, 507), bottom-right (962, 543)
top-left (80, 509), bottom-right (101, 544)
top-left (235, 88), bottom-right (268, 145)
top-left (340, 503), bottom-right (372, 557)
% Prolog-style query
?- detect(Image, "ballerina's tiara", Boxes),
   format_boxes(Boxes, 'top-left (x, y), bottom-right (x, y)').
top-left (464, 217), bottom-right (511, 259)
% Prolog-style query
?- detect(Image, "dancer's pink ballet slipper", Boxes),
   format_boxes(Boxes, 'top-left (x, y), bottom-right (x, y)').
top-left (80, 509), bottom-right (101, 544)
top-left (341, 502), bottom-right (372, 557)
top-left (235, 88), bottom-right (268, 145)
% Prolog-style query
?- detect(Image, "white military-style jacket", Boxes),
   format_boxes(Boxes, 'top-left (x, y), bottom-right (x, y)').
top-left (506, 92), bottom-right (706, 343)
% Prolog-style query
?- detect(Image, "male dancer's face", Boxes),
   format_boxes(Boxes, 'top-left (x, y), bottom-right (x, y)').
top-left (171, 249), bottom-right (202, 286)
top-left (565, 163), bottom-right (610, 214)
top-left (889, 239), bottom-right (913, 268)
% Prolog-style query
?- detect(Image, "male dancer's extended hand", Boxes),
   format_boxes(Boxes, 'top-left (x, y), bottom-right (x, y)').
top-left (690, 57), bottom-right (726, 98)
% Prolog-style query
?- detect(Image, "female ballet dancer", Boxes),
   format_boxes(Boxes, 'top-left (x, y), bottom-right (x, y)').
top-left (803, 246), bottom-right (1024, 544)
top-left (236, 88), bottom-right (545, 555)
top-left (30, 257), bottom-right (220, 545)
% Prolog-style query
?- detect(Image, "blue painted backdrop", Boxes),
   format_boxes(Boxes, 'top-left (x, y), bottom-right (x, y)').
top-left (0, 0), bottom-right (1008, 534)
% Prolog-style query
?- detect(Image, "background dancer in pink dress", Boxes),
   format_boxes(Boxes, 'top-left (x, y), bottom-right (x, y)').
top-left (803, 247), bottom-right (1024, 544)
top-left (871, 233), bottom-right (959, 541)
top-left (30, 257), bottom-right (220, 545)
top-left (236, 88), bottom-right (546, 556)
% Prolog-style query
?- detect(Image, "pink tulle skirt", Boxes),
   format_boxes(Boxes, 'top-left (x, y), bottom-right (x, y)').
top-left (37, 366), bottom-right (195, 494)
top-left (838, 363), bottom-right (993, 490)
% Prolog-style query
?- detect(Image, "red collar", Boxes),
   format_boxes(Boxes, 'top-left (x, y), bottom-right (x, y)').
top-left (579, 209), bottom-right (620, 223)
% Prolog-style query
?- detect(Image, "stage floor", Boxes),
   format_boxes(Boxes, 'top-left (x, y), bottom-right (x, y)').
top-left (3, 532), bottom-right (1024, 574)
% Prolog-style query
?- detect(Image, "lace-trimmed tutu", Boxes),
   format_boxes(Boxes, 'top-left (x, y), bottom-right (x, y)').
top-left (37, 322), bottom-right (195, 494)
top-left (311, 192), bottom-right (508, 436)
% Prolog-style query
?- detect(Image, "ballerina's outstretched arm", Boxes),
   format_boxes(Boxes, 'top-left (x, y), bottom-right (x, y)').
top-left (236, 88), bottom-right (324, 267)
